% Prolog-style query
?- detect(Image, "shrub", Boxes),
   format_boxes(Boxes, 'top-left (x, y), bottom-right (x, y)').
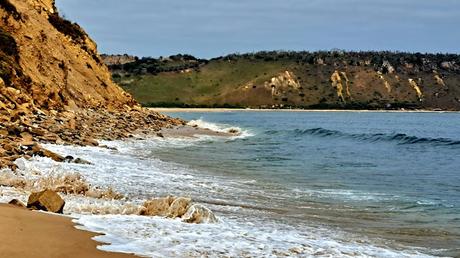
top-left (48, 13), bottom-right (86, 44)
top-left (0, 27), bottom-right (18, 59)
top-left (0, 0), bottom-right (21, 20)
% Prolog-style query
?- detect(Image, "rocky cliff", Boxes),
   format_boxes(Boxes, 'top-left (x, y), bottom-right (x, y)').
top-left (0, 0), bottom-right (184, 169)
top-left (0, 0), bottom-right (137, 118)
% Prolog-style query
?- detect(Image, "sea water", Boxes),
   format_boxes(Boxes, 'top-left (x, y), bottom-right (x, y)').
top-left (1, 111), bottom-right (459, 257)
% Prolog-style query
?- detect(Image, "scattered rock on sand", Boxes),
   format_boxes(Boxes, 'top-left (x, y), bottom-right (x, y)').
top-left (182, 204), bottom-right (218, 224)
top-left (27, 189), bottom-right (65, 213)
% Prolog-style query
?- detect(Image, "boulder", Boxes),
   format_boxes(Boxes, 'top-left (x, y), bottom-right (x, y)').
top-left (82, 137), bottom-right (99, 146)
top-left (166, 197), bottom-right (191, 218)
top-left (140, 196), bottom-right (175, 216)
top-left (73, 158), bottom-right (92, 165)
top-left (27, 189), bottom-right (65, 213)
top-left (182, 204), bottom-right (218, 224)
top-left (31, 145), bottom-right (65, 162)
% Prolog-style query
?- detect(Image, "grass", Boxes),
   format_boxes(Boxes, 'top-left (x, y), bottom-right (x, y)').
top-left (48, 13), bottom-right (86, 44)
top-left (117, 59), bottom-right (294, 105)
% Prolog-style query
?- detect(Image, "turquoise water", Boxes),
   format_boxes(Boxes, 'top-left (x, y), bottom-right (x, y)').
top-left (155, 111), bottom-right (460, 256)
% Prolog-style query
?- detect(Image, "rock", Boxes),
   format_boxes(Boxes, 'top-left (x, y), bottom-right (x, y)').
top-left (8, 199), bottom-right (26, 209)
top-left (41, 133), bottom-right (60, 143)
top-left (82, 137), bottom-right (99, 146)
top-left (228, 129), bottom-right (239, 134)
top-left (140, 196), bottom-right (175, 216)
top-left (441, 61), bottom-right (455, 70)
top-left (382, 60), bottom-right (395, 74)
top-left (32, 145), bottom-right (65, 162)
top-left (73, 158), bottom-right (92, 165)
top-left (182, 204), bottom-right (218, 224)
top-left (30, 127), bottom-right (46, 136)
top-left (166, 197), bottom-right (191, 218)
top-left (27, 189), bottom-right (65, 213)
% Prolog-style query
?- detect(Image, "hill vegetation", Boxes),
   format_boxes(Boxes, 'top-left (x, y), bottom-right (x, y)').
top-left (104, 51), bottom-right (460, 110)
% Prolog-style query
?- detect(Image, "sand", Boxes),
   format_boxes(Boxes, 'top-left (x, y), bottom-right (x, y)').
top-left (0, 204), bottom-right (137, 258)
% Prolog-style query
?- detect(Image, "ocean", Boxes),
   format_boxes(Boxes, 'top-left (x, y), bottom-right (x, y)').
top-left (1, 111), bottom-right (459, 257)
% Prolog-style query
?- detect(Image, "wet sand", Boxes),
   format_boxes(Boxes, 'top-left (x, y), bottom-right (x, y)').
top-left (0, 204), bottom-right (137, 258)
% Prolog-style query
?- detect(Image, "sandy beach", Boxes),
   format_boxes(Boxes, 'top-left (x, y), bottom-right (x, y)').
top-left (0, 204), bottom-right (137, 258)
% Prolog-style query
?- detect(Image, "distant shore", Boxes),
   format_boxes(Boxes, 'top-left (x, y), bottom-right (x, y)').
top-left (150, 107), bottom-right (459, 113)
top-left (0, 204), bottom-right (136, 258)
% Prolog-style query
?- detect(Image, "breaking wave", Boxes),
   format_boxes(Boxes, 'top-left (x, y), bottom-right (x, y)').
top-left (271, 127), bottom-right (460, 147)
top-left (187, 118), bottom-right (254, 138)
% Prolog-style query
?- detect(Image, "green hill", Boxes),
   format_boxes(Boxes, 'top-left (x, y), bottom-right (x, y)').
top-left (103, 51), bottom-right (460, 110)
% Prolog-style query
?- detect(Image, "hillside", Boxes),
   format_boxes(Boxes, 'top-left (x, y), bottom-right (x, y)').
top-left (104, 51), bottom-right (460, 110)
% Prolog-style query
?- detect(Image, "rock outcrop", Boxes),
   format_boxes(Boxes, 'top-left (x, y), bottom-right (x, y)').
top-left (140, 196), bottom-right (175, 217)
top-left (182, 204), bottom-right (218, 224)
top-left (27, 189), bottom-right (65, 213)
top-left (140, 196), bottom-right (217, 224)
top-left (101, 54), bottom-right (137, 66)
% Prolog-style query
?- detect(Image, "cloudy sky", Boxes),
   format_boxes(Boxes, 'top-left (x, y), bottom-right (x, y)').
top-left (56, 0), bottom-right (460, 58)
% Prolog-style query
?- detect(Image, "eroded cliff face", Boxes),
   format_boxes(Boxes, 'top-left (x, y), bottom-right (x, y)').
top-left (0, 0), bottom-right (137, 118)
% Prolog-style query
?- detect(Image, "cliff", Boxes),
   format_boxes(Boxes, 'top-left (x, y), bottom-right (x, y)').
top-left (105, 51), bottom-right (460, 110)
top-left (0, 0), bottom-right (137, 118)
top-left (0, 0), bottom-right (183, 169)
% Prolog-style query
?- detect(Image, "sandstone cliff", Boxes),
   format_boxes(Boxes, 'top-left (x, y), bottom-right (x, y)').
top-left (0, 0), bottom-right (137, 119)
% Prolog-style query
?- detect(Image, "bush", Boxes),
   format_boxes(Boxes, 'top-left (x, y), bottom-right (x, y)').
top-left (0, 27), bottom-right (18, 59)
top-left (48, 13), bottom-right (86, 44)
top-left (0, 0), bottom-right (21, 20)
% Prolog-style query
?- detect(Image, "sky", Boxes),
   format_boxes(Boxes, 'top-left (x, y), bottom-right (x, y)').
top-left (56, 0), bottom-right (460, 58)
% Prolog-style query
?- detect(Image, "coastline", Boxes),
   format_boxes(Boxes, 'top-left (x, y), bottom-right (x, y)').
top-left (0, 204), bottom-right (137, 258)
top-left (149, 107), bottom-right (459, 113)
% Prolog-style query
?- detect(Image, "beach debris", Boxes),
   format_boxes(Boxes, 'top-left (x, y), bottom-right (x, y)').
top-left (182, 204), bottom-right (218, 224)
top-left (27, 189), bottom-right (65, 213)
top-left (8, 199), bottom-right (26, 209)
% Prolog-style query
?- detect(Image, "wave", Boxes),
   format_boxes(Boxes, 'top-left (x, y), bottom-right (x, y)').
top-left (278, 128), bottom-right (460, 147)
top-left (187, 118), bottom-right (254, 138)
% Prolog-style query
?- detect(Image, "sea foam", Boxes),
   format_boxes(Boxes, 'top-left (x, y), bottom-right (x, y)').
top-left (0, 133), bottom-right (438, 257)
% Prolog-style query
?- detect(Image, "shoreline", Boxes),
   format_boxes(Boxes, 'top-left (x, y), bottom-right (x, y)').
top-left (0, 204), bottom-right (137, 258)
top-left (150, 107), bottom-right (460, 113)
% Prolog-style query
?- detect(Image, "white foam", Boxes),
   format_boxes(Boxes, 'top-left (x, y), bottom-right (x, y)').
top-left (187, 118), bottom-right (254, 138)
top-left (0, 139), bottom-right (437, 258)
top-left (75, 214), bottom-right (434, 258)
